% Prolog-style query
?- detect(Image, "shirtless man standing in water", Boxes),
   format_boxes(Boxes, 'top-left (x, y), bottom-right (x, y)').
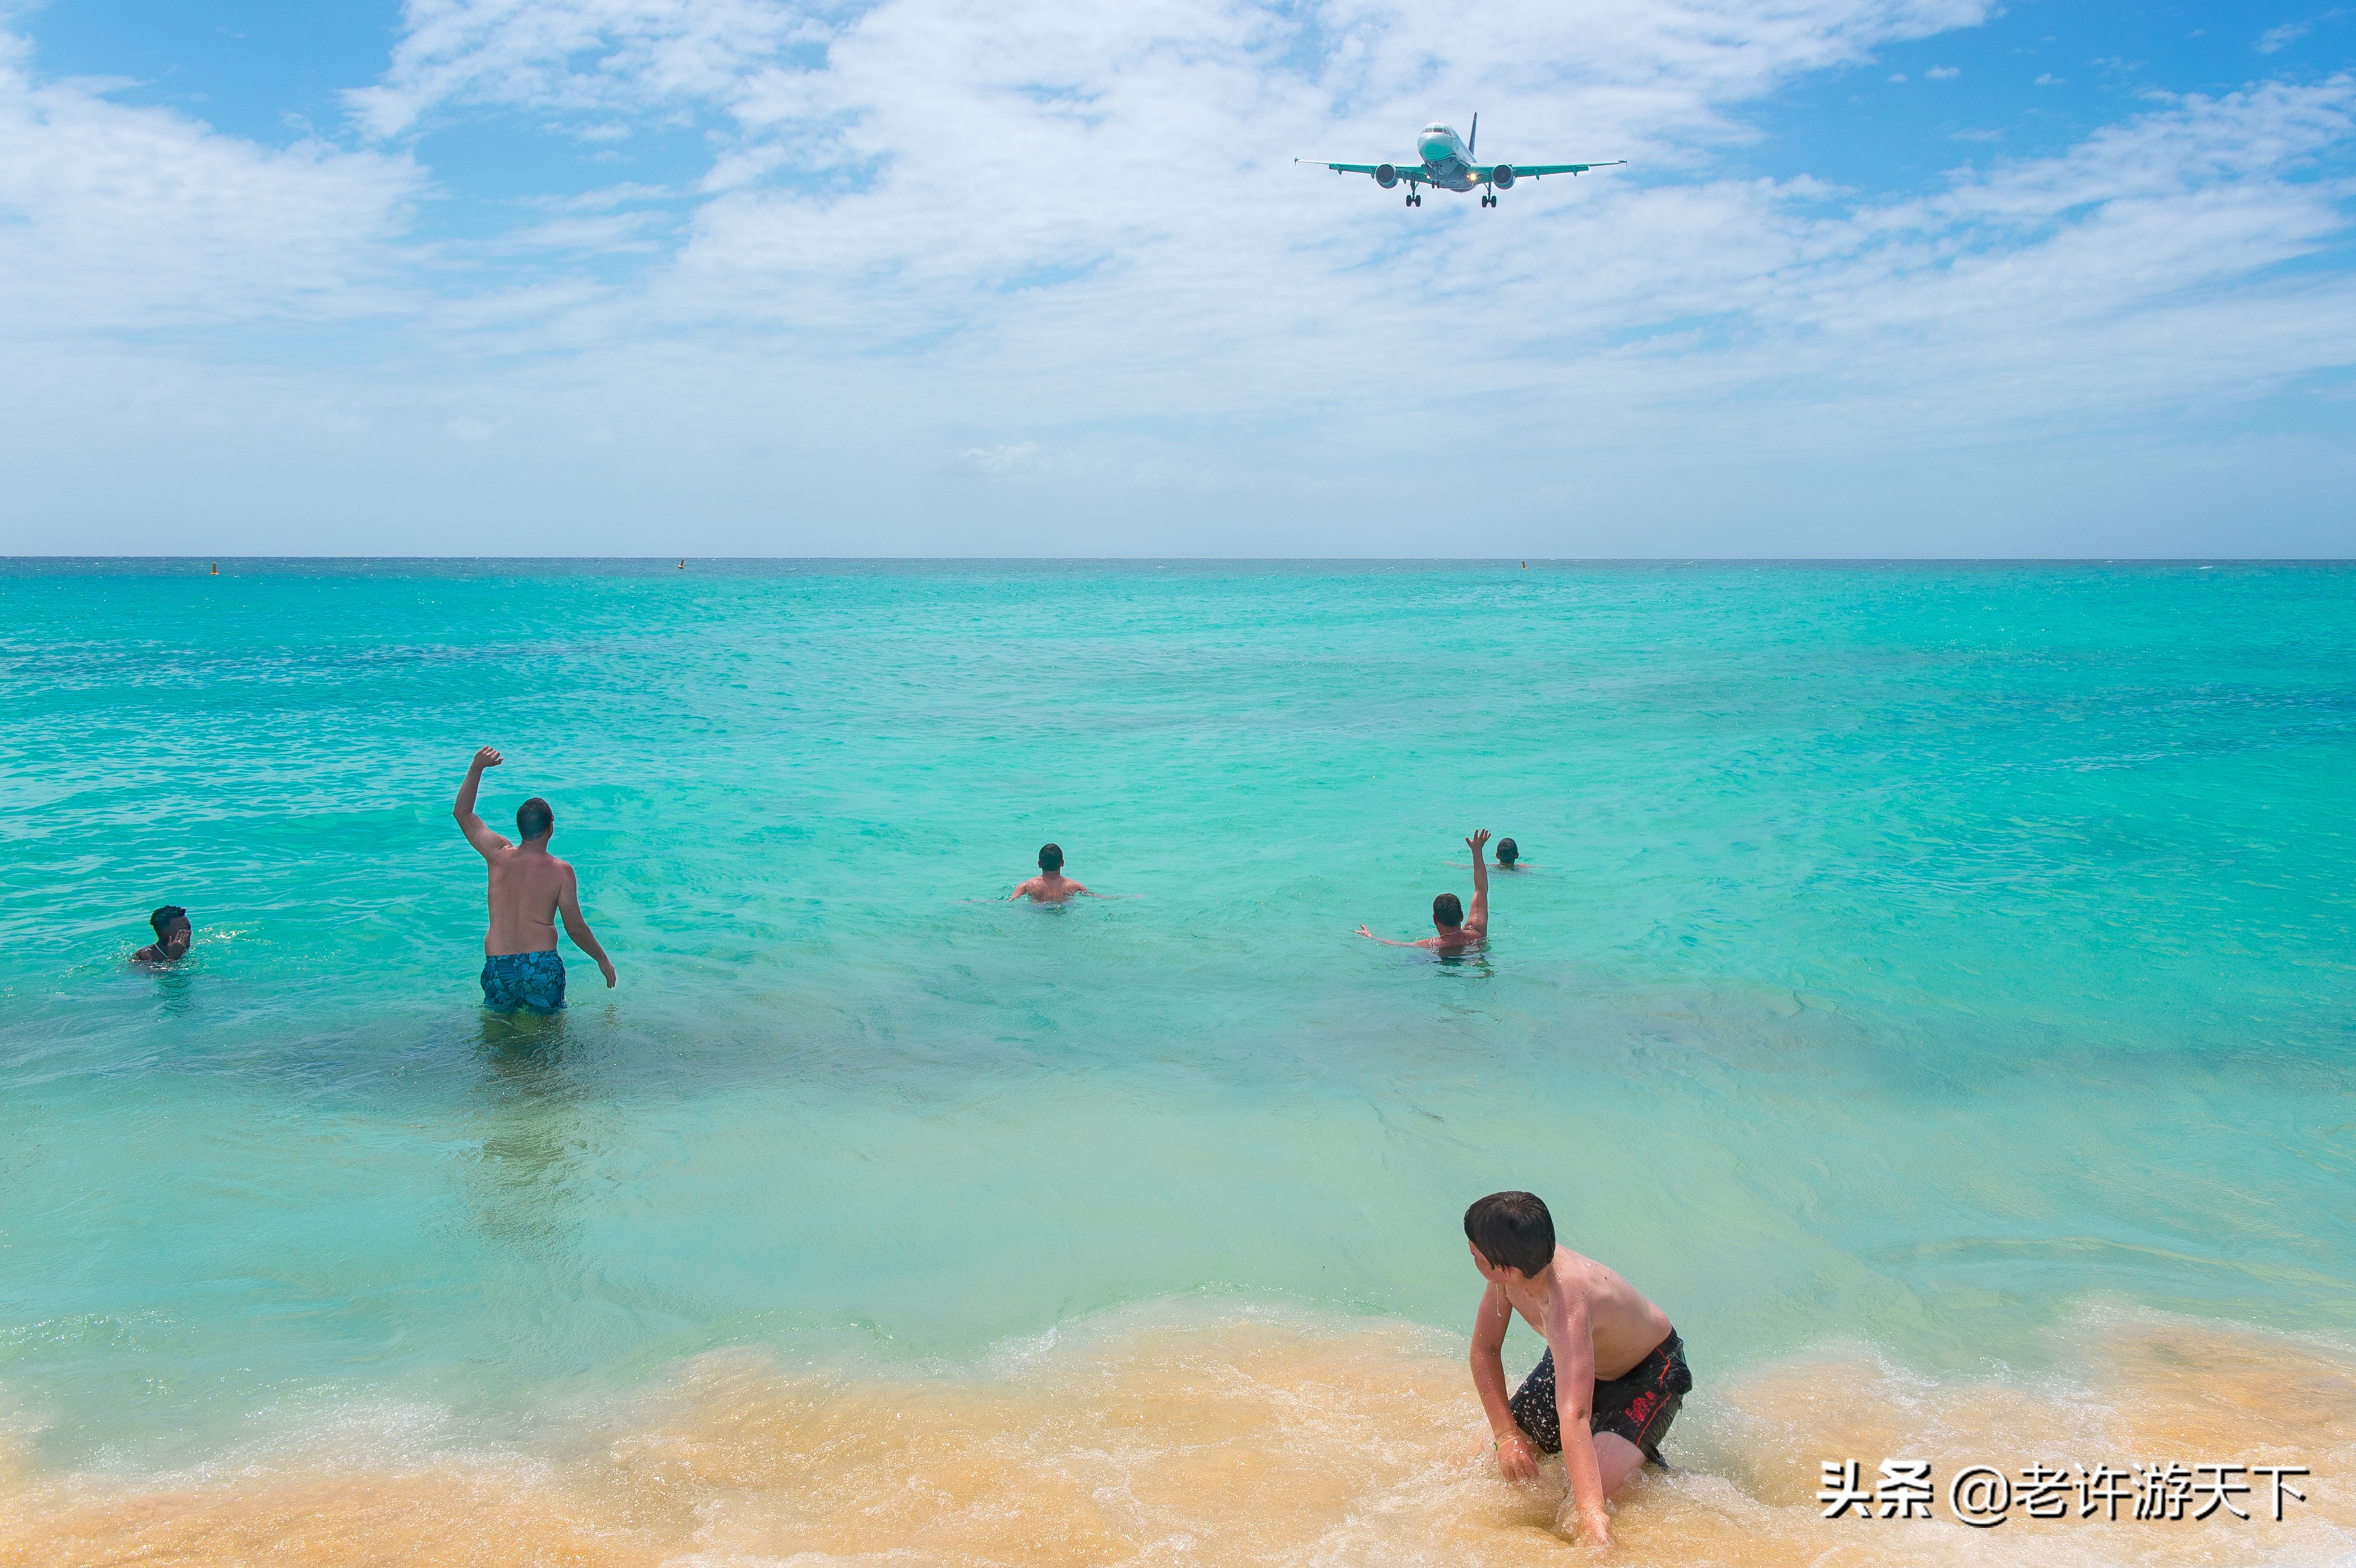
top-left (1358, 829), bottom-right (1491, 949)
top-left (454, 746), bottom-right (616, 1012)
top-left (1465, 1191), bottom-right (1693, 1549)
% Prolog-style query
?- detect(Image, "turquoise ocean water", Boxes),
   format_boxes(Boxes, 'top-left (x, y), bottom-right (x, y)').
top-left (3, 560), bottom-right (2351, 1560)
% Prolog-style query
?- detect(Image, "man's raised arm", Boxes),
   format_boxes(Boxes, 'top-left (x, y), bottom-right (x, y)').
top-left (453, 746), bottom-right (509, 858)
top-left (1465, 829), bottom-right (1491, 936)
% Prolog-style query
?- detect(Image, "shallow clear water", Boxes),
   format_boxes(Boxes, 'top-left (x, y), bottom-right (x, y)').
top-left (3, 560), bottom-right (2352, 1563)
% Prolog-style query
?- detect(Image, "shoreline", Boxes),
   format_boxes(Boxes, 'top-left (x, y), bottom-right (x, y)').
top-left (6, 1300), bottom-right (2349, 1566)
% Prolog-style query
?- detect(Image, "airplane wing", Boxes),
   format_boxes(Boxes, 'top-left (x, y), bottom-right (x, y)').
top-left (1475, 160), bottom-right (1625, 180)
top-left (1297, 160), bottom-right (1430, 183)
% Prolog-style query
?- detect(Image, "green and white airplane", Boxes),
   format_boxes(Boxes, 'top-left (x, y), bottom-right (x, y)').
top-left (1298, 114), bottom-right (1622, 207)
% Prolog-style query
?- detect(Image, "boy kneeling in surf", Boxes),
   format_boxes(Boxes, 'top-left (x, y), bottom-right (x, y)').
top-left (1466, 1190), bottom-right (1693, 1549)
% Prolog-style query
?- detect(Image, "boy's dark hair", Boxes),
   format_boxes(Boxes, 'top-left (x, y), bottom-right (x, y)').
top-left (1496, 838), bottom-right (1519, 865)
top-left (1465, 1191), bottom-right (1556, 1276)
top-left (1433, 892), bottom-right (1463, 927)
top-left (517, 798), bottom-right (555, 841)
top-left (149, 905), bottom-right (188, 936)
top-left (1039, 843), bottom-right (1064, 873)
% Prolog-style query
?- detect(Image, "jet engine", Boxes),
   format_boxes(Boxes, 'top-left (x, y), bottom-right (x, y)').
top-left (1491, 164), bottom-right (1516, 190)
top-left (1374, 164), bottom-right (1398, 188)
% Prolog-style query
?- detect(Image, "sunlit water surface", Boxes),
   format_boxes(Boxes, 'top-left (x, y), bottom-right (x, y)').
top-left (2, 560), bottom-right (2350, 1565)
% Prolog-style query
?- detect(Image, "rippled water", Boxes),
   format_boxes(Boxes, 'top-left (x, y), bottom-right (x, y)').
top-left (3, 560), bottom-right (2351, 1563)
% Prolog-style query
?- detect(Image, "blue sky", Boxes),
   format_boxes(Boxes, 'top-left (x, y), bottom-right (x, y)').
top-left (1, 0), bottom-right (2351, 555)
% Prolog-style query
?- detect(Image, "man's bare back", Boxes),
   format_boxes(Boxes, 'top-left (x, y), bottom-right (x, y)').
top-left (1011, 842), bottom-right (1092, 903)
top-left (1012, 872), bottom-right (1089, 902)
top-left (480, 840), bottom-right (571, 954)
top-left (454, 747), bottom-right (615, 1008)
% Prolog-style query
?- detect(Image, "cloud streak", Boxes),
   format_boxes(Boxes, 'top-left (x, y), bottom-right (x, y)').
top-left (0, 36), bottom-right (423, 332)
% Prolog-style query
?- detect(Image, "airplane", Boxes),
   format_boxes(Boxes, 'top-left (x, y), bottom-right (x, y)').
top-left (1297, 113), bottom-right (1622, 207)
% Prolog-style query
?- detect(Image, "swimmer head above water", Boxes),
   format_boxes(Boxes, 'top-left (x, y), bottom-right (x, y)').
top-left (134, 905), bottom-right (191, 963)
top-left (1012, 842), bottom-right (1092, 902)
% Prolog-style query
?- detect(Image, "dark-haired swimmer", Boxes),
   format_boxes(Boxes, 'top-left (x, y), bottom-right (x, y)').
top-left (1453, 836), bottom-right (1528, 871)
top-left (133, 905), bottom-right (192, 963)
top-left (454, 746), bottom-right (616, 1012)
top-left (1010, 842), bottom-right (1093, 902)
top-left (1359, 829), bottom-right (1491, 949)
top-left (1465, 1190), bottom-right (1692, 1549)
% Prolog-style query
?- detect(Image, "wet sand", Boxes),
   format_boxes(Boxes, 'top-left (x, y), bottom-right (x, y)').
top-left (6, 1307), bottom-right (2348, 1567)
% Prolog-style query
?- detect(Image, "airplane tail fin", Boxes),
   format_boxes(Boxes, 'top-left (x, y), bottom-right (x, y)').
top-left (1469, 112), bottom-right (1478, 159)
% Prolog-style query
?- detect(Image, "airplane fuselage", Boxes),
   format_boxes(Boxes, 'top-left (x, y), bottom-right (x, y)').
top-left (1415, 124), bottom-right (1478, 191)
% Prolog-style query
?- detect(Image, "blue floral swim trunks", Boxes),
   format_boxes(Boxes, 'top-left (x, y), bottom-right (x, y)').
top-left (481, 950), bottom-right (567, 1014)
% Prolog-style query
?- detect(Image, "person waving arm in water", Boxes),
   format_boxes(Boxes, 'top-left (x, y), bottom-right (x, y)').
top-left (455, 746), bottom-right (615, 1011)
top-left (1359, 829), bottom-right (1491, 949)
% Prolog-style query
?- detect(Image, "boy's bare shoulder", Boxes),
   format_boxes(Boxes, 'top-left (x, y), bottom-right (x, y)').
top-left (1554, 1245), bottom-right (1613, 1297)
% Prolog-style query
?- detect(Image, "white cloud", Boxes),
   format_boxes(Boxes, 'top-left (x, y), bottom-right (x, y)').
top-left (497, 208), bottom-right (672, 252)
top-left (1683, 79), bottom-right (2356, 433)
top-left (0, 35), bottom-right (424, 332)
top-left (565, 7), bottom-right (2356, 458)
top-left (2255, 22), bottom-right (2309, 53)
top-left (1927, 64), bottom-right (1960, 79)
top-left (349, 0), bottom-right (1997, 156)
top-left (951, 440), bottom-right (1043, 477)
top-left (592, 0), bottom-right (1996, 356)
top-left (348, 0), bottom-right (833, 138)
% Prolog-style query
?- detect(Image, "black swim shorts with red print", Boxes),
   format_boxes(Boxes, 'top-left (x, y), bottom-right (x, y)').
top-left (1508, 1330), bottom-right (1693, 1465)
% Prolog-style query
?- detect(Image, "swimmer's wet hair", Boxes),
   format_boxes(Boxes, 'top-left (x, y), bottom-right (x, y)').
top-left (1433, 892), bottom-right (1463, 928)
top-left (1039, 843), bottom-right (1063, 873)
top-left (149, 905), bottom-right (187, 936)
top-left (1496, 838), bottom-right (1519, 865)
top-left (517, 798), bottom-right (554, 841)
top-left (1465, 1191), bottom-right (1555, 1277)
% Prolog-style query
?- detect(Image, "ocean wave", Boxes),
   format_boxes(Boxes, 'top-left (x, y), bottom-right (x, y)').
top-left (4, 1304), bottom-right (2348, 1566)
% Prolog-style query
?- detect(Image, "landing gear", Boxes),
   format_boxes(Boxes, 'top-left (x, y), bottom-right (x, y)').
top-left (1405, 191), bottom-right (1421, 207)
top-left (1481, 192), bottom-right (1497, 208)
